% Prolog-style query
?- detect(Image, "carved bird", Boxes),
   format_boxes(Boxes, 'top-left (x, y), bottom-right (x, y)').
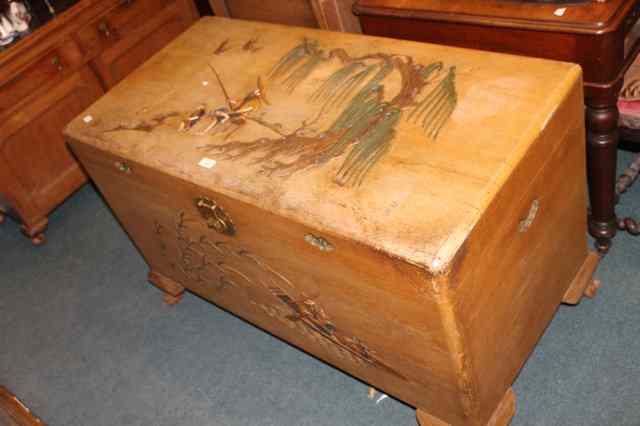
top-left (187, 66), bottom-right (271, 135)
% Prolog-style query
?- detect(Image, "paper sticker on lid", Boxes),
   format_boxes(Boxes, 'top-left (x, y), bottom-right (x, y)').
top-left (554, 8), bottom-right (567, 16)
top-left (198, 157), bottom-right (217, 169)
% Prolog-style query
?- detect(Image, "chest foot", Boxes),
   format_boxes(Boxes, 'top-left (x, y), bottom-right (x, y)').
top-left (562, 251), bottom-right (601, 305)
top-left (20, 217), bottom-right (48, 246)
top-left (148, 271), bottom-right (185, 306)
top-left (416, 388), bottom-right (516, 426)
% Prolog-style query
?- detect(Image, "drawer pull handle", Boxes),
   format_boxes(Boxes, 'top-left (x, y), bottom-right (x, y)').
top-left (51, 56), bottom-right (63, 72)
top-left (115, 161), bottom-right (131, 174)
top-left (195, 197), bottom-right (235, 236)
top-left (304, 234), bottom-right (334, 252)
top-left (98, 21), bottom-right (114, 39)
top-left (519, 199), bottom-right (539, 233)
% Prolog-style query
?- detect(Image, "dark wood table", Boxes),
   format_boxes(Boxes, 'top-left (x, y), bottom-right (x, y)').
top-left (354, 0), bottom-right (640, 253)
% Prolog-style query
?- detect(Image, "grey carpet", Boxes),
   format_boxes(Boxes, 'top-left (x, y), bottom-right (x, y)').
top-left (1, 150), bottom-right (638, 426)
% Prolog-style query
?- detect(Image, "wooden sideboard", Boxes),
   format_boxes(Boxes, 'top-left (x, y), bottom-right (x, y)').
top-left (0, 0), bottom-right (198, 244)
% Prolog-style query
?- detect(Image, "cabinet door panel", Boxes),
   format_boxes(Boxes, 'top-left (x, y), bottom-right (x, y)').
top-left (0, 67), bottom-right (104, 219)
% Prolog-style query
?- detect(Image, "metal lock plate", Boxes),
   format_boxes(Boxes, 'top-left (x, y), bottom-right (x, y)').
top-left (195, 197), bottom-right (235, 236)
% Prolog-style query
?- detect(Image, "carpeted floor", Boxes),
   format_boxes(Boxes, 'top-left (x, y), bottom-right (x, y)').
top-left (1, 151), bottom-right (639, 426)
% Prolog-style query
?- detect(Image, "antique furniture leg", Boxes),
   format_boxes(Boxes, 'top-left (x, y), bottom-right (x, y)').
top-left (20, 217), bottom-right (48, 246)
top-left (562, 251), bottom-right (601, 304)
top-left (148, 271), bottom-right (185, 305)
top-left (586, 94), bottom-right (620, 254)
top-left (0, 161), bottom-right (48, 245)
top-left (616, 152), bottom-right (640, 196)
top-left (416, 389), bottom-right (516, 426)
top-left (615, 152), bottom-right (640, 235)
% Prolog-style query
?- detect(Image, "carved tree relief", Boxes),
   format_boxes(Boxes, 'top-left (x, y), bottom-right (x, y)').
top-left (199, 38), bottom-right (458, 186)
top-left (152, 211), bottom-right (406, 380)
top-left (105, 37), bottom-right (458, 187)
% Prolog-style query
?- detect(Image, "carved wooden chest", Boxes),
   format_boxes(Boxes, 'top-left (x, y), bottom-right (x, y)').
top-left (65, 17), bottom-right (599, 426)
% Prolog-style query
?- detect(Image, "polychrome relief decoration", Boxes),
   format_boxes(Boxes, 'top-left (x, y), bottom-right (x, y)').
top-left (106, 37), bottom-right (457, 187)
top-left (197, 38), bottom-right (458, 187)
top-left (153, 211), bottom-right (406, 380)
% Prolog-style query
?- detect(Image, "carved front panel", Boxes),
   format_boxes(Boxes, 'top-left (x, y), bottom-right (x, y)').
top-left (154, 209), bottom-right (409, 380)
top-left (69, 144), bottom-right (468, 421)
top-left (141, 200), bottom-right (466, 421)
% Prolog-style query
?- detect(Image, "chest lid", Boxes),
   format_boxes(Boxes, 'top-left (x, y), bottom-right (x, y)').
top-left (64, 17), bottom-right (581, 273)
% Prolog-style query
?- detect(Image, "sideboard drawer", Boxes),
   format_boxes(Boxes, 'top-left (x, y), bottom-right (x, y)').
top-left (91, 0), bottom-right (192, 88)
top-left (75, 0), bottom-right (174, 58)
top-left (0, 45), bottom-right (72, 116)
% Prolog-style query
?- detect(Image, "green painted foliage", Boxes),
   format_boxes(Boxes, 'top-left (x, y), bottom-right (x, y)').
top-left (261, 40), bottom-right (458, 186)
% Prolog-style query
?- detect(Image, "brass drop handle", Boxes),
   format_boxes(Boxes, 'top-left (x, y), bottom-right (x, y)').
top-left (98, 21), bottom-right (114, 39)
top-left (195, 197), bottom-right (235, 236)
top-left (51, 56), bottom-right (63, 72)
top-left (115, 161), bottom-right (131, 174)
top-left (304, 234), bottom-right (334, 252)
top-left (518, 199), bottom-right (539, 233)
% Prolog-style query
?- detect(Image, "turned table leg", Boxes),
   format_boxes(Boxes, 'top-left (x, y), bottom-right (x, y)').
top-left (585, 98), bottom-right (619, 254)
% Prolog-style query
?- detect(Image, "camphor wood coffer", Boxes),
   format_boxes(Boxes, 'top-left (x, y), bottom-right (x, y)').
top-left (65, 17), bottom-right (600, 426)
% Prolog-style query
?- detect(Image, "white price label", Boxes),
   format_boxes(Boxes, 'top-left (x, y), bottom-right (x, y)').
top-left (554, 8), bottom-right (566, 16)
top-left (198, 157), bottom-right (217, 169)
